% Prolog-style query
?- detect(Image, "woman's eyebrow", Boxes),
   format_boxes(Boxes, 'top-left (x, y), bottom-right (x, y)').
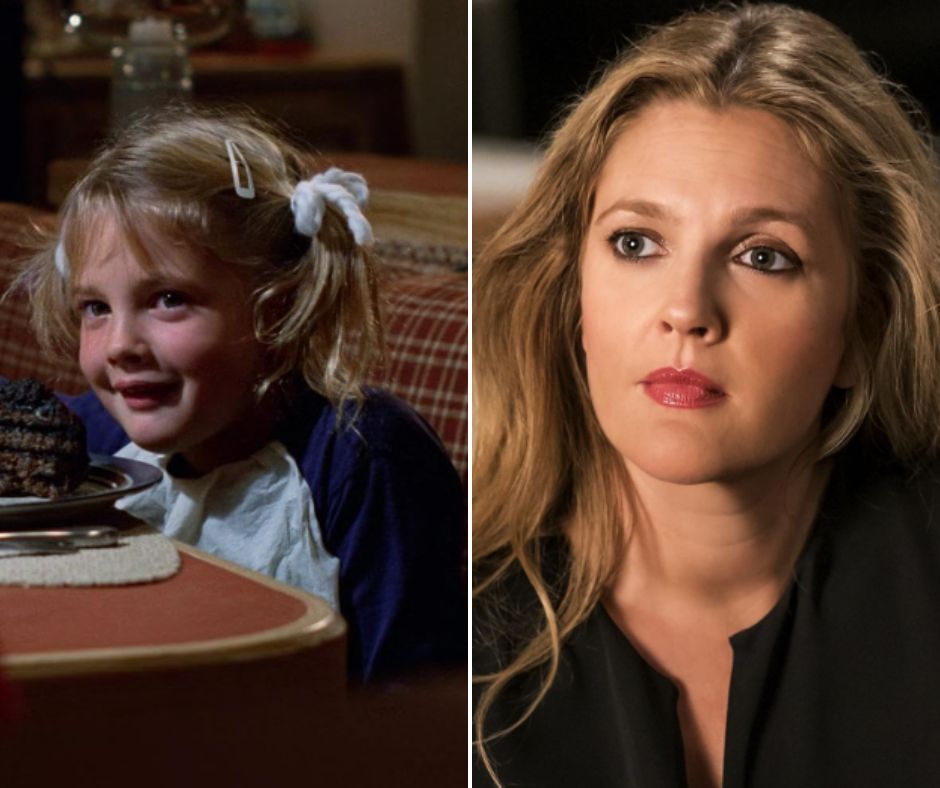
top-left (593, 200), bottom-right (814, 235)
top-left (593, 199), bottom-right (675, 224)
top-left (728, 206), bottom-right (815, 234)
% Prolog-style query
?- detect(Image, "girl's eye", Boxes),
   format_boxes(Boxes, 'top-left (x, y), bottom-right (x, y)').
top-left (608, 231), bottom-right (665, 260)
top-left (155, 291), bottom-right (187, 309)
top-left (80, 300), bottom-right (109, 318)
top-left (735, 245), bottom-right (799, 274)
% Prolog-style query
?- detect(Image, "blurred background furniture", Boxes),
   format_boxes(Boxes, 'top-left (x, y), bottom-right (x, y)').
top-left (471, 136), bottom-right (539, 252)
top-left (9, 0), bottom-right (467, 208)
top-left (24, 51), bottom-right (409, 207)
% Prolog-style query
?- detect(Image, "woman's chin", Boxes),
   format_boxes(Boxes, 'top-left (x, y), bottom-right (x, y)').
top-left (619, 440), bottom-right (744, 487)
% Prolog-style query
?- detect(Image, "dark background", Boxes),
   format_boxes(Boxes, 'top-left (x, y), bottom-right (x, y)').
top-left (0, 1), bottom-right (26, 203)
top-left (473, 0), bottom-right (940, 141)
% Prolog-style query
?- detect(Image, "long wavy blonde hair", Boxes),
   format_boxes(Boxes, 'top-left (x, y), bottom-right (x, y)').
top-left (19, 104), bottom-right (381, 410)
top-left (473, 3), bottom-right (940, 782)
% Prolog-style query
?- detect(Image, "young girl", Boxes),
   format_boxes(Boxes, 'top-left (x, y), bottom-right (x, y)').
top-left (20, 106), bottom-right (464, 682)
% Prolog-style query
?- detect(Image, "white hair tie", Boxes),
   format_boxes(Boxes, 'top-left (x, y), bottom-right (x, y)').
top-left (290, 167), bottom-right (373, 246)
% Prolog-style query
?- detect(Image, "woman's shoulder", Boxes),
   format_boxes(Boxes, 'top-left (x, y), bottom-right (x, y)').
top-left (829, 434), bottom-right (940, 509)
top-left (474, 538), bottom-right (569, 674)
top-left (819, 434), bottom-right (940, 559)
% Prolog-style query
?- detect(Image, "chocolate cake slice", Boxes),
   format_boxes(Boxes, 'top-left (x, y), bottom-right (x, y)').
top-left (0, 379), bottom-right (89, 498)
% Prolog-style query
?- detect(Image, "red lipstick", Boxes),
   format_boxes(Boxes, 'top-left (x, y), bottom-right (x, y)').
top-left (641, 367), bottom-right (726, 409)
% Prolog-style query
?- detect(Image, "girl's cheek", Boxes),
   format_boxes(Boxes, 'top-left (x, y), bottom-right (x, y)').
top-left (78, 331), bottom-right (105, 375)
top-left (160, 324), bottom-right (234, 369)
top-left (157, 333), bottom-right (207, 370)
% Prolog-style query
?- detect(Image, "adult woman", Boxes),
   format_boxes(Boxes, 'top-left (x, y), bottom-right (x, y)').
top-left (473, 4), bottom-right (940, 787)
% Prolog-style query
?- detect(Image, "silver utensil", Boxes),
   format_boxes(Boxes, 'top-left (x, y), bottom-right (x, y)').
top-left (0, 539), bottom-right (78, 557)
top-left (0, 526), bottom-right (121, 553)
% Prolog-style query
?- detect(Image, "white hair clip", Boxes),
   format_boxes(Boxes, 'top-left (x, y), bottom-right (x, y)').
top-left (54, 240), bottom-right (70, 278)
top-left (290, 167), bottom-right (373, 246)
top-left (225, 139), bottom-right (255, 199)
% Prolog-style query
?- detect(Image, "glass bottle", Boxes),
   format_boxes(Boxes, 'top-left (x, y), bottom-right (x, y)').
top-left (109, 16), bottom-right (193, 130)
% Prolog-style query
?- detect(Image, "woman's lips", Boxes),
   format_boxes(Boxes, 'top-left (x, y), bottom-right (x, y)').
top-left (114, 382), bottom-right (178, 411)
top-left (641, 367), bottom-right (726, 409)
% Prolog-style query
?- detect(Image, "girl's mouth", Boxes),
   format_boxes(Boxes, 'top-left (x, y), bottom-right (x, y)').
top-left (114, 382), bottom-right (178, 411)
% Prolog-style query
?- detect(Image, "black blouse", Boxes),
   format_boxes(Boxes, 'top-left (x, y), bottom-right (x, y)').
top-left (473, 441), bottom-right (940, 787)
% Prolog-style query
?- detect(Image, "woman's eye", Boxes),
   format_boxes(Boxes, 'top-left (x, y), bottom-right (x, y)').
top-left (735, 245), bottom-right (799, 274)
top-left (155, 291), bottom-right (186, 309)
top-left (79, 300), bottom-right (109, 318)
top-left (609, 231), bottom-right (664, 260)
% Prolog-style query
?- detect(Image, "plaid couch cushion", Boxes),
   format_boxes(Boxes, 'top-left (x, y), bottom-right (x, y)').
top-left (368, 269), bottom-right (468, 482)
top-left (0, 204), bottom-right (85, 394)
top-left (368, 237), bottom-right (468, 482)
top-left (0, 204), bottom-right (468, 482)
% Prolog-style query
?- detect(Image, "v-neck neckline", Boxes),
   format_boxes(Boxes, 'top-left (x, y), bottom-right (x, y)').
top-left (590, 447), bottom-right (850, 787)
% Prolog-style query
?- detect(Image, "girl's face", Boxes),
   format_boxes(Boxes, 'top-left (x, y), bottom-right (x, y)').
top-left (74, 218), bottom-right (269, 474)
top-left (580, 99), bottom-right (855, 487)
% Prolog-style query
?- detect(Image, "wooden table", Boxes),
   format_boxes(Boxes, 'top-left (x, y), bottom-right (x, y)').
top-left (0, 539), bottom-right (466, 787)
top-left (0, 540), bottom-right (348, 785)
top-left (0, 542), bottom-right (345, 679)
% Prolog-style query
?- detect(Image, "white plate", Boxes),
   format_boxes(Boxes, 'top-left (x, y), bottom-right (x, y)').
top-left (0, 454), bottom-right (162, 527)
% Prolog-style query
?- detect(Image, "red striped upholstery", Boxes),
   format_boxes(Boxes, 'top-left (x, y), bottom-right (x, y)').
top-left (0, 205), bottom-right (85, 394)
top-left (370, 270), bottom-right (468, 480)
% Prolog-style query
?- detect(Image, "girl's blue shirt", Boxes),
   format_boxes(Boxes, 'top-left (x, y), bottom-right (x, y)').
top-left (62, 385), bottom-right (466, 682)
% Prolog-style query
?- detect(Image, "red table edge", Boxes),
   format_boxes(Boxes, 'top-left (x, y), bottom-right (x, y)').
top-left (0, 541), bottom-right (346, 681)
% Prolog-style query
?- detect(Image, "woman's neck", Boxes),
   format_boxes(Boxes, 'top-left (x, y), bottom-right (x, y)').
top-left (610, 453), bottom-right (831, 630)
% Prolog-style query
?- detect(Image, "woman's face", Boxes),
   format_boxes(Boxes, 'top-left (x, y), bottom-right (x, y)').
top-left (580, 99), bottom-right (854, 486)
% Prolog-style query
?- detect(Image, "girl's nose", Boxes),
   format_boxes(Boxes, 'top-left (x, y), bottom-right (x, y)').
top-left (657, 263), bottom-right (725, 343)
top-left (106, 314), bottom-right (149, 366)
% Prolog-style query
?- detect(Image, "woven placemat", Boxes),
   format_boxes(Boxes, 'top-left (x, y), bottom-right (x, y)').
top-left (0, 523), bottom-right (180, 587)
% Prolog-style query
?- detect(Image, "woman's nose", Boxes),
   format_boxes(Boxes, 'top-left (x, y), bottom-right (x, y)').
top-left (106, 313), bottom-right (149, 366)
top-left (657, 263), bottom-right (725, 343)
